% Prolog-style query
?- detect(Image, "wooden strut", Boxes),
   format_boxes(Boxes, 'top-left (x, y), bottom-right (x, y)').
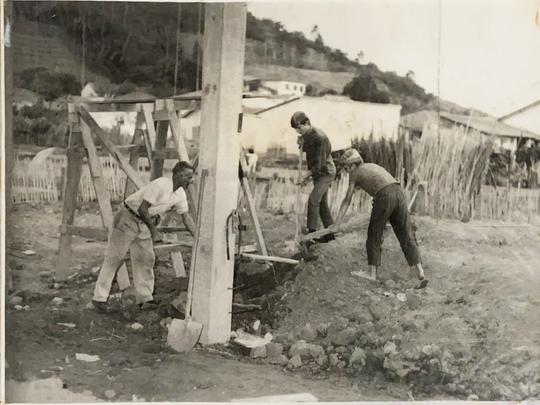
top-left (58, 99), bottom-right (198, 282)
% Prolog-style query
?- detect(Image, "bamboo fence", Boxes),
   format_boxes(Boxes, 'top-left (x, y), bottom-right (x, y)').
top-left (10, 140), bottom-right (540, 223)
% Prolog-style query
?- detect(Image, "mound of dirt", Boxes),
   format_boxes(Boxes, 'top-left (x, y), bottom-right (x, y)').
top-left (264, 227), bottom-right (540, 400)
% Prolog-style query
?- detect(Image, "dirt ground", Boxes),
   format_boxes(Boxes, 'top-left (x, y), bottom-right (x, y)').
top-left (5, 202), bottom-right (540, 401)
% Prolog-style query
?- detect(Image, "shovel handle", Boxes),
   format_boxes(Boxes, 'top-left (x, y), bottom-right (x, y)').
top-left (186, 169), bottom-right (208, 320)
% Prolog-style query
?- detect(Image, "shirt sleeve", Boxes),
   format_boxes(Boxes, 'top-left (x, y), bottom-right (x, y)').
top-left (141, 178), bottom-right (165, 205)
top-left (174, 188), bottom-right (189, 215)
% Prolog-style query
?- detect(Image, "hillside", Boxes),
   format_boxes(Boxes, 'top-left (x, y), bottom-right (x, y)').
top-left (12, 1), bottom-right (483, 116)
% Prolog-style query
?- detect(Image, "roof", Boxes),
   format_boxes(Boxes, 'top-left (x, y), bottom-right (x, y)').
top-left (441, 112), bottom-right (540, 140)
top-left (400, 110), bottom-right (439, 131)
top-left (499, 99), bottom-right (540, 121)
top-left (401, 109), bottom-right (540, 140)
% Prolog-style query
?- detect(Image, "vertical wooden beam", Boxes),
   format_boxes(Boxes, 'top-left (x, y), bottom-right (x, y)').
top-left (124, 112), bottom-right (145, 198)
top-left (240, 154), bottom-right (268, 256)
top-left (56, 121), bottom-right (85, 279)
top-left (140, 104), bottom-right (155, 169)
top-left (3, 0), bottom-right (14, 295)
top-left (192, 3), bottom-right (247, 344)
top-left (151, 100), bottom-right (169, 180)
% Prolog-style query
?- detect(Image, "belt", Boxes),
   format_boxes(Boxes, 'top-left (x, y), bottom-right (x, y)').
top-left (123, 202), bottom-right (143, 221)
top-left (123, 202), bottom-right (160, 225)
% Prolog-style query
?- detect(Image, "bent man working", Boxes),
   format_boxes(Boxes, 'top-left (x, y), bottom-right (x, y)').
top-left (334, 149), bottom-right (427, 288)
top-left (92, 161), bottom-right (196, 311)
top-left (290, 111), bottom-right (336, 243)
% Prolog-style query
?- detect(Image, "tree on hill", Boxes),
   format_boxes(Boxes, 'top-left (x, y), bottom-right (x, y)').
top-left (343, 73), bottom-right (391, 104)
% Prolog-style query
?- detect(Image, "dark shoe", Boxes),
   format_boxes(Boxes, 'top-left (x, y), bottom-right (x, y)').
top-left (314, 232), bottom-right (335, 243)
top-left (415, 279), bottom-right (429, 289)
top-left (167, 303), bottom-right (185, 318)
top-left (139, 297), bottom-right (161, 310)
top-left (92, 300), bottom-right (108, 313)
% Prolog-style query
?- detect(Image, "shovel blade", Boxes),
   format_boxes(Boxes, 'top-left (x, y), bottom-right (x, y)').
top-left (167, 318), bottom-right (203, 353)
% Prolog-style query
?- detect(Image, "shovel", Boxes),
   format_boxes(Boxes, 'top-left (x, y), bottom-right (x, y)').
top-left (167, 170), bottom-right (208, 352)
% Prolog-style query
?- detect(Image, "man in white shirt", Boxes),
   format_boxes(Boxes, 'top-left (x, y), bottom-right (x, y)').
top-left (92, 161), bottom-right (196, 311)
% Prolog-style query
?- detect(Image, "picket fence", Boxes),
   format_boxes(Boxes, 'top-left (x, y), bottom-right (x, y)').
top-left (10, 153), bottom-right (540, 223)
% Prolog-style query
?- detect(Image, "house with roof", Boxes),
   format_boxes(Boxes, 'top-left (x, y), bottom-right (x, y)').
top-left (240, 95), bottom-right (402, 154)
top-left (499, 100), bottom-right (540, 139)
top-left (261, 80), bottom-right (306, 97)
top-left (401, 110), bottom-right (540, 152)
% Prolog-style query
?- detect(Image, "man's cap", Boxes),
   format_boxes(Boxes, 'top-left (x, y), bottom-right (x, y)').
top-left (340, 148), bottom-right (364, 165)
top-left (290, 111), bottom-right (309, 128)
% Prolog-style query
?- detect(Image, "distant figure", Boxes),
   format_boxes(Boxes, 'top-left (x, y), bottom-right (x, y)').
top-left (81, 82), bottom-right (98, 98)
top-left (333, 148), bottom-right (427, 288)
top-left (245, 147), bottom-right (258, 176)
top-left (290, 111), bottom-right (336, 243)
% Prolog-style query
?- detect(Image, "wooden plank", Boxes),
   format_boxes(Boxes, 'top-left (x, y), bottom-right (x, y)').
top-left (241, 177), bottom-right (269, 256)
top-left (81, 120), bottom-right (131, 289)
top-left (69, 99), bottom-right (155, 111)
top-left (151, 101), bottom-right (169, 180)
top-left (165, 99), bottom-right (189, 161)
top-left (240, 152), bottom-right (269, 256)
top-left (77, 106), bottom-right (145, 189)
top-left (124, 112), bottom-right (145, 198)
top-left (154, 243), bottom-right (189, 256)
top-left (141, 104), bottom-right (155, 168)
top-left (240, 253), bottom-right (299, 265)
top-left (152, 148), bottom-right (179, 160)
top-left (152, 109), bottom-right (170, 121)
top-left (191, 3), bottom-right (247, 345)
top-left (81, 121), bottom-right (114, 228)
top-left (171, 250), bottom-right (187, 278)
top-left (116, 144), bottom-right (146, 153)
top-left (59, 225), bottom-right (192, 246)
top-left (56, 128), bottom-right (85, 279)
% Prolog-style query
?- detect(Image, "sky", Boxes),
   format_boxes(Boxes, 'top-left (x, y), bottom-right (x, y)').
top-left (247, 0), bottom-right (540, 117)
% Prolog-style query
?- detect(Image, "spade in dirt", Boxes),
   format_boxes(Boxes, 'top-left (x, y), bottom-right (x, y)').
top-left (166, 170), bottom-right (208, 352)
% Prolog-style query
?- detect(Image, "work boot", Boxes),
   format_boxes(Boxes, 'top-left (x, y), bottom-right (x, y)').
top-left (91, 300), bottom-right (108, 313)
top-left (139, 296), bottom-right (161, 310)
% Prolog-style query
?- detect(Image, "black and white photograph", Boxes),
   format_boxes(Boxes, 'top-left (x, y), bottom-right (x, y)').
top-left (1, 0), bottom-right (540, 402)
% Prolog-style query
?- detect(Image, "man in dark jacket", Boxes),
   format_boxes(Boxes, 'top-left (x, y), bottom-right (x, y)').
top-left (291, 111), bottom-right (336, 242)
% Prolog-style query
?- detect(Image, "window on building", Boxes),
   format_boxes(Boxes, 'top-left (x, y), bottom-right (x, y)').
top-left (294, 85), bottom-right (297, 90)
top-left (285, 84), bottom-right (289, 90)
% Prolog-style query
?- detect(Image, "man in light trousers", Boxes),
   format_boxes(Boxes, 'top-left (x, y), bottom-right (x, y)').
top-left (92, 161), bottom-right (196, 311)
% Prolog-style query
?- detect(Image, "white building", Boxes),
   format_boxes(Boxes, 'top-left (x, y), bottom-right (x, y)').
top-left (261, 80), bottom-right (306, 97)
top-left (240, 95), bottom-right (402, 154)
top-left (499, 100), bottom-right (540, 139)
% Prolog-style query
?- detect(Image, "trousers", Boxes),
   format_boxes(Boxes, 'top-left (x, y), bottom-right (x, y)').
top-left (93, 207), bottom-right (155, 304)
top-left (307, 175), bottom-right (334, 230)
top-left (366, 183), bottom-right (421, 267)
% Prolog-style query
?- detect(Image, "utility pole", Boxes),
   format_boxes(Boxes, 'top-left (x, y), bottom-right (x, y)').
top-left (191, 3), bottom-right (247, 344)
top-left (2, 1), bottom-right (15, 396)
top-left (173, 3), bottom-right (181, 95)
top-left (81, 4), bottom-right (86, 87)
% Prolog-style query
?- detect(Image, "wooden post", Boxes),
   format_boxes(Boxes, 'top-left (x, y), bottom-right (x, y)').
top-left (151, 100), bottom-right (169, 180)
top-left (56, 121), bottom-right (85, 279)
top-left (124, 112), bottom-right (145, 198)
top-left (3, 0), bottom-right (14, 291)
top-left (192, 3), bottom-right (247, 344)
